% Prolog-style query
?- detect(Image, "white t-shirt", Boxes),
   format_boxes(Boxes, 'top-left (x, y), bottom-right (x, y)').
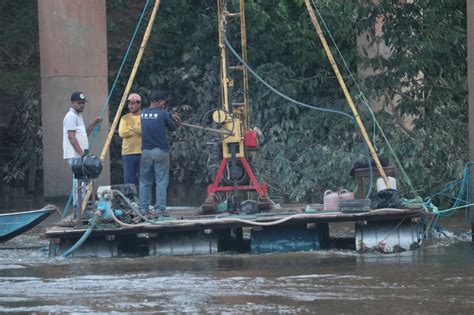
top-left (63, 108), bottom-right (89, 159)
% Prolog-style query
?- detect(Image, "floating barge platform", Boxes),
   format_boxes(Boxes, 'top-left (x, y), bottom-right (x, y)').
top-left (45, 204), bottom-right (428, 258)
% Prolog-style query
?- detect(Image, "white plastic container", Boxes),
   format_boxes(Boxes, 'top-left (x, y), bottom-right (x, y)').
top-left (376, 176), bottom-right (397, 192)
top-left (323, 190), bottom-right (339, 211)
top-left (339, 189), bottom-right (355, 201)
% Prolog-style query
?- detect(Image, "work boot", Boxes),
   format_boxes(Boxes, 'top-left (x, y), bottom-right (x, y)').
top-left (147, 208), bottom-right (159, 218)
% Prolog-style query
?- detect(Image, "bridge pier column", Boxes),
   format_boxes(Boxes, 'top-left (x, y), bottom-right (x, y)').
top-left (38, 0), bottom-right (110, 197)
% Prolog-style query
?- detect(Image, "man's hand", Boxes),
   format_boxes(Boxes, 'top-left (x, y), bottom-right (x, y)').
top-left (87, 116), bottom-right (103, 136)
top-left (171, 112), bottom-right (181, 123)
top-left (94, 116), bottom-right (103, 125)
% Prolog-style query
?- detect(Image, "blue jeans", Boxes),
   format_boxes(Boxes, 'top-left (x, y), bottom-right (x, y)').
top-left (139, 148), bottom-right (170, 211)
top-left (67, 158), bottom-right (89, 218)
top-left (122, 154), bottom-right (141, 186)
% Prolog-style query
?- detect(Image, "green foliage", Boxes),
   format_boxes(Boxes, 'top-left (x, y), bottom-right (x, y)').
top-left (0, 0), bottom-right (39, 96)
top-left (1, 89), bottom-right (42, 188)
top-left (0, 1), bottom-right (41, 189)
top-left (357, 0), bottom-right (468, 198)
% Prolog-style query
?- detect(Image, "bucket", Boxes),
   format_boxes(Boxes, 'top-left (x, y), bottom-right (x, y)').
top-left (339, 189), bottom-right (355, 201)
top-left (323, 190), bottom-right (339, 211)
top-left (376, 176), bottom-right (397, 192)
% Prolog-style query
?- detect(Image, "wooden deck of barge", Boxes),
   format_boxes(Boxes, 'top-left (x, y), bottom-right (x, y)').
top-left (45, 205), bottom-right (426, 240)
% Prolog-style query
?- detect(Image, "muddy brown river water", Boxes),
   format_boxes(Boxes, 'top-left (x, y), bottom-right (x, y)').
top-left (0, 199), bottom-right (473, 313)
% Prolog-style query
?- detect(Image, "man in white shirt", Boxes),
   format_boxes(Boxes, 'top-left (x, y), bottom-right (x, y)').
top-left (63, 91), bottom-right (102, 217)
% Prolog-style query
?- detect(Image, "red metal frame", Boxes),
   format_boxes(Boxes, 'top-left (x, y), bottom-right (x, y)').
top-left (205, 157), bottom-right (268, 202)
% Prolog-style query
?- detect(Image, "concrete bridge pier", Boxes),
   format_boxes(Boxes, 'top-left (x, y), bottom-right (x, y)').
top-left (38, 0), bottom-right (110, 197)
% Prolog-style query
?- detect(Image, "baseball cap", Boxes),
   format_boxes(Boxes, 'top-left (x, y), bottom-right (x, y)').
top-left (150, 91), bottom-right (168, 102)
top-left (71, 91), bottom-right (88, 102)
top-left (127, 93), bottom-right (142, 102)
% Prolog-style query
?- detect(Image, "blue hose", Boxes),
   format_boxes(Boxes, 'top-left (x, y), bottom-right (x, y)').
top-left (59, 214), bottom-right (100, 258)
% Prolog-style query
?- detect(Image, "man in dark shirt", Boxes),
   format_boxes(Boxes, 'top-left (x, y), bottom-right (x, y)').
top-left (139, 91), bottom-right (181, 215)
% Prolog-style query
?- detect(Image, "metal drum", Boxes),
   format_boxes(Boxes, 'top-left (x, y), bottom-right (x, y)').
top-left (355, 220), bottom-right (423, 253)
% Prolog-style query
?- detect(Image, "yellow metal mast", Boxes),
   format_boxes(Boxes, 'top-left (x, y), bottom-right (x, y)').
top-left (239, 0), bottom-right (250, 130)
top-left (216, 0), bottom-right (248, 159)
top-left (217, 0), bottom-right (231, 113)
top-left (304, 0), bottom-right (391, 188)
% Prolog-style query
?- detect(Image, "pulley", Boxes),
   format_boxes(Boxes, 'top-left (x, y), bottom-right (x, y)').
top-left (202, 108), bottom-right (236, 141)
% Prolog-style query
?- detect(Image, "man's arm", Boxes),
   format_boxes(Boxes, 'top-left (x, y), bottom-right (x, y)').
top-left (118, 117), bottom-right (137, 138)
top-left (86, 117), bottom-right (102, 136)
top-left (165, 111), bottom-right (179, 131)
top-left (171, 112), bottom-right (181, 123)
top-left (67, 130), bottom-right (85, 156)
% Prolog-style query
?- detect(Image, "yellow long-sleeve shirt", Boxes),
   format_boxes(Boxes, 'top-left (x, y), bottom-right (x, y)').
top-left (118, 113), bottom-right (142, 155)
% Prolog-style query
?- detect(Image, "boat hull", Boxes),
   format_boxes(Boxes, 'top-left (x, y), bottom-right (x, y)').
top-left (0, 207), bottom-right (56, 243)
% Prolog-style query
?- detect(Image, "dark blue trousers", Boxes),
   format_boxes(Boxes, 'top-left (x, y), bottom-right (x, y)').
top-left (122, 154), bottom-right (141, 186)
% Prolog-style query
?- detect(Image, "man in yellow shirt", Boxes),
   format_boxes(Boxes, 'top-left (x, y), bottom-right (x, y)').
top-left (118, 93), bottom-right (142, 186)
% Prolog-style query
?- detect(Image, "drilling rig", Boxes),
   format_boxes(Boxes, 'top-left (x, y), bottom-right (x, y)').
top-left (201, 0), bottom-right (270, 213)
